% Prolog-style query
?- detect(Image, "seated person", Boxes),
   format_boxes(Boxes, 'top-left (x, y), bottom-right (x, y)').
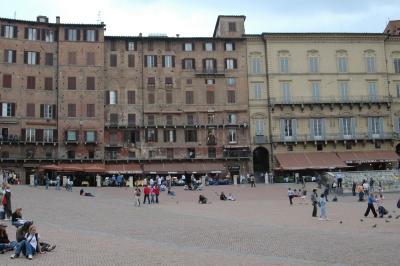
top-left (167, 188), bottom-right (176, 196)
top-left (0, 224), bottom-right (16, 253)
top-left (183, 185), bottom-right (189, 190)
top-left (11, 225), bottom-right (42, 260)
top-left (12, 208), bottom-right (27, 228)
top-left (293, 189), bottom-right (299, 197)
top-left (220, 192), bottom-right (227, 201)
top-left (198, 195), bottom-right (208, 204)
top-left (227, 193), bottom-right (236, 201)
top-left (80, 189), bottom-right (95, 197)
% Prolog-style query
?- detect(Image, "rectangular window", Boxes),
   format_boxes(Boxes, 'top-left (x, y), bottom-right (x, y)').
top-left (87, 52), bottom-right (95, 65)
top-left (147, 115), bottom-right (155, 126)
top-left (146, 55), bottom-right (157, 68)
top-left (67, 130), bottom-right (77, 141)
top-left (27, 28), bottom-right (38, 40)
top-left (68, 52), bottom-right (77, 65)
top-left (187, 114), bottom-right (194, 125)
top-left (280, 57), bottom-right (289, 73)
top-left (339, 81), bottom-right (349, 101)
top-left (2, 74), bottom-right (12, 88)
top-left (394, 59), bottom-right (400, 73)
top-left (166, 90), bottom-right (173, 104)
top-left (87, 104), bottom-right (95, 117)
top-left (225, 42), bottom-right (234, 51)
top-left (397, 83), bottom-right (400, 97)
top-left (283, 119), bottom-right (293, 138)
top-left (185, 129), bottom-right (197, 142)
top-left (26, 103), bottom-right (35, 117)
top-left (228, 22), bottom-right (237, 32)
top-left (110, 113), bottom-right (118, 126)
top-left (309, 57), bottom-right (319, 73)
top-left (311, 82), bottom-right (320, 102)
top-left (86, 77), bottom-right (95, 90)
top-left (341, 117), bottom-right (353, 137)
top-left (206, 79), bottom-right (216, 85)
top-left (109, 91), bottom-right (118, 104)
top-left (282, 83), bottom-right (291, 103)
top-left (146, 129), bottom-right (157, 142)
top-left (311, 118), bottom-right (324, 138)
top-left (337, 57), bottom-right (348, 73)
top-left (26, 129), bottom-right (36, 142)
top-left (68, 104), bottom-right (76, 117)
top-left (43, 129), bottom-right (54, 142)
top-left (368, 117), bottom-right (383, 136)
top-left (163, 55), bottom-right (174, 68)
top-left (128, 114), bottom-right (136, 127)
top-left (25, 51), bottom-right (39, 65)
top-left (183, 58), bottom-right (195, 70)
top-left (127, 91), bottom-right (136, 104)
top-left (225, 58), bottom-right (237, 69)
top-left (228, 114), bottom-right (237, 124)
top-left (68, 77), bottom-right (76, 90)
top-left (45, 53), bottom-right (53, 66)
top-left (128, 54), bottom-right (135, 67)
top-left (110, 54), bottom-right (117, 67)
top-left (208, 147), bottom-right (216, 158)
top-left (163, 129), bottom-right (176, 143)
top-left (227, 90), bottom-right (236, 103)
top-left (147, 77), bottom-right (155, 87)
top-left (204, 59), bottom-right (215, 72)
top-left (3, 25), bottom-right (16, 38)
top-left (148, 92), bottom-right (155, 104)
top-left (41, 104), bottom-right (54, 119)
top-left (27, 76), bottom-right (36, 90)
top-left (255, 119), bottom-right (264, 136)
top-left (165, 77), bottom-right (173, 87)
top-left (228, 129), bottom-right (237, 143)
top-left (186, 91), bottom-right (194, 104)
top-left (227, 77), bottom-right (236, 87)
top-left (86, 131), bottom-right (96, 142)
top-left (184, 43), bottom-right (193, 51)
top-left (253, 83), bottom-right (262, 99)
top-left (86, 30), bottom-right (95, 42)
top-left (67, 29), bottom-right (77, 41)
top-left (205, 42), bottom-right (214, 51)
top-left (4, 50), bottom-right (16, 63)
top-left (366, 57), bottom-right (376, 73)
top-left (368, 82), bottom-right (377, 100)
top-left (127, 41), bottom-right (135, 51)
top-left (206, 90), bottom-right (215, 104)
top-left (165, 115), bottom-right (172, 126)
top-left (44, 30), bottom-right (54, 42)
top-left (1, 103), bottom-right (14, 117)
top-left (250, 58), bottom-right (262, 74)
top-left (208, 114), bottom-right (215, 124)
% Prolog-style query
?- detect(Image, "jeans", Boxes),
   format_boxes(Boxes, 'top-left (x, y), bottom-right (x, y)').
top-left (150, 194), bottom-right (155, 203)
top-left (15, 240), bottom-right (36, 256)
top-left (320, 206), bottom-right (327, 219)
top-left (365, 203), bottom-right (377, 217)
top-left (143, 195), bottom-right (150, 204)
top-left (289, 195), bottom-right (293, 205)
top-left (56, 181), bottom-right (60, 190)
top-left (0, 241), bottom-right (16, 252)
top-left (312, 202), bottom-right (318, 217)
top-left (155, 194), bottom-right (159, 203)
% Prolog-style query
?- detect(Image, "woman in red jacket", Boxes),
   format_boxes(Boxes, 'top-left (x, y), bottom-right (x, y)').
top-left (143, 185), bottom-right (150, 204)
top-left (153, 185), bottom-right (160, 204)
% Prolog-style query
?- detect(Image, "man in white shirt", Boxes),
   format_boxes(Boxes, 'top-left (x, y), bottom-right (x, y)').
top-left (149, 178), bottom-right (154, 187)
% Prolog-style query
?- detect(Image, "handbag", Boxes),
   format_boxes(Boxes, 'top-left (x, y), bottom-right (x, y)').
top-left (1, 196), bottom-right (6, 205)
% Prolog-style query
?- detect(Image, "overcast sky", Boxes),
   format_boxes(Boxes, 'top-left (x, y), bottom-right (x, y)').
top-left (1, 0), bottom-right (399, 37)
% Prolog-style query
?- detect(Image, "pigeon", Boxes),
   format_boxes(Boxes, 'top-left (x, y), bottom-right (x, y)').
top-left (360, 219), bottom-right (364, 222)
top-left (388, 215), bottom-right (392, 219)
top-left (339, 221), bottom-right (343, 224)
top-left (385, 220), bottom-right (390, 223)
top-left (372, 224), bottom-right (377, 228)
top-left (396, 215), bottom-right (400, 219)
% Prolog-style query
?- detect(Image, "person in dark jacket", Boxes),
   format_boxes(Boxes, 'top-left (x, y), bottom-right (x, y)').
top-left (311, 189), bottom-right (318, 217)
top-left (2, 185), bottom-right (12, 220)
top-left (0, 225), bottom-right (16, 253)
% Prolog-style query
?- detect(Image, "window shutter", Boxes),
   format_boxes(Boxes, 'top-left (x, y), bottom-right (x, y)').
top-left (232, 42), bottom-right (235, 50)
top-left (12, 51), bottom-right (16, 63)
top-left (24, 28), bottom-right (28, 39)
top-left (3, 50), bottom-right (6, 62)
top-left (40, 104), bottom-right (44, 118)
top-left (24, 51), bottom-right (28, 64)
top-left (11, 103), bottom-right (16, 116)
top-left (309, 119), bottom-right (315, 138)
top-left (77, 29), bottom-right (81, 41)
top-left (367, 117), bottom-right (372, 138)
top-left (105, 91), bottom-right (110, 104)
top-left (292, 119), bottom-right (297, 140)
top-left (53, 105), bottom-right (57, 119)
top-left (163, 130), bottom-right (168, 142)
top-left (36, 52), bottom-right (40, 65)
top-left (83, 30), bottom-right (87, 41)
top-left (125, 40), bottom-right (129, 51)
top-left (154, 56), bottom-right (157, 67)
top-left (192, 59), bottom-right (196, 70)
top-left (379, 117), bottom-right (384, 136)
top-left (192, 42), bottom-right (195, 51)
top-left (154, 129), bottom-right (158, 142)
top-left (0, 25), bottom-right (5, 37)
top-left (173, 130), bottom-right (176, 142)
top-left (351, 118), bottom-right (356, 136)
top-left (202, 43), bottom-right (206, 51)
top-left (182, 59), bottom-right (185, 69)
top-left (144, 56), bottom-right (148, 67)
top-left (54, 30), bottom-right (59, 41)
top-left (233, 59), bottom-right (237, 68)
top-left (21, 129), bottom-right (26, 141)
top-left (202, 59), bottom-right (206, 69)
top-left (135, 130), bottom-right (140, 142)
top-left (36, 129), bottom-right (43, 142)
top-left (145, 129), bottom-right (148, 142)
top-left (64, 29), bottom-right (68, 40)
top-left (172, 56), bottom-right (175, 67)
top-left (322, 118), bottom-right (326, 139)
top-left (213, 59), bottom-right (217, 69)
top-left (41, 29), bottom-right (46, 41)
top-left (95, 30), bottom-right (99, 42)
top-left (53, 129), bottom-right (58, 140)
top-left (0, 104), bottom-right (2, 116)
top-left (36, 29), bottom-right (40, 40)
top-left (182, 43), bottom-right (185, 51)
top-left (224, 59), bottom-right (227, 69)
top-left (339, 118), bottom-right (344, 137)
top-left (212, 42), bottom-right (215, 51)
top-left (162, 55), bottom-right (165, 67)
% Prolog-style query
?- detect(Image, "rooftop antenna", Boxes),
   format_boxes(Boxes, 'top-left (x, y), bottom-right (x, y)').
top-left (97, 11), bottom-right (102, 24)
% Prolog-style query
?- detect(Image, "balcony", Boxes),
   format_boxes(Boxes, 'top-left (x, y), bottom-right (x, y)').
top-left (195, 68), bottom-right (225, 77)
top-left (253, 135), bottom-right (268, 144)
top-left (270, 95), bottom-right (391, 111)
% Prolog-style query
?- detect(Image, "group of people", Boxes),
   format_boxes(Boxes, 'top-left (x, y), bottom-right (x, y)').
top-left (353, 178), bottom-right (381, 202)
top-left (140, 185), bottom-right (160, 205)
top-left (0, 170), bottom-right (20, 185)
top-left (287, 188), bottom-right (307, 205)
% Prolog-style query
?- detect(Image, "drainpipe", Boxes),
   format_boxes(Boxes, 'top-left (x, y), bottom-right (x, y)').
top-left (262, 34), bottom-right (274, 174)
top-left (383, 34), bottom-right (393, 140)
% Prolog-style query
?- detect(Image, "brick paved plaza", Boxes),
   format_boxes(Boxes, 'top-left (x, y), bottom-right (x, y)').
top-left (1, 183), bottom-right (399, 266)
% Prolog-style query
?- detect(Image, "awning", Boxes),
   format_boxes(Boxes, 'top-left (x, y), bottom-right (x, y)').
top-left (39, 164), bottom-right (62, 171)
top-left (337, 151), bottom-right (399, 164)
top-left (105, 164), bottom-right (142, 174)
top-left (59, 164), bottom-right (105, 173)
top-left (143, 162), bottom-right (225, 174)
top-left (82, 164), bottom-right (106, 173)
top-left (275, 152), bottom-right (348, 170)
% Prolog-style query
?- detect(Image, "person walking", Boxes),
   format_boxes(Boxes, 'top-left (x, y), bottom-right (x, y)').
top-left (364, 193), bottom-right (378, 218)
top-left (319, 193), bottom-right (328, 220)
top-left (323, 185), bottom-right (329, 202)
top-left (352, 181), bottom-right (356, 196)
top-left (311, 188), bottom-right (318, 217)
top-left (250, 175), bottom-right (256, 188)
top-left (143, 185), bottom-right (150, 204)
top-left (2, 185), bottom-right (12, 220)
top-left (45, 174), bottom-right (49, 190)
top-left (55, 175), bottom-right (60, 191)
top-left (288, 188), bottom-right (294, 205)
top-left (153, 185), bottom-right (160, 204)
top-left (134, 187), bottom-right (141, 207)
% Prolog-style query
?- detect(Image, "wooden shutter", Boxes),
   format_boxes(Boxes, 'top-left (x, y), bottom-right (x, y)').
top-left (41, 29), bottom-right (46, 41)
top-left (154, 56), bottom-right (157, 67)
top-left (181, 59), bottom-right (185, 69)
top-left (21, 129), bottom-right (26, 141)
top-left (172, 56), bottom-right (175, 67)
top-left (105, 91), bottom-right (110, 104)
top-left (12, 50), bottom-right (16, 63)
top-left (52, 105), bottom-right (57, 119)
top-left (54, 30), bottom-right (59, 41)
top-left (125, 40), bottom-right (129, 51)
top-left (135, 130), bottom-right (140, 142)
top-left (232, 42), bottom-right (235, 50)
top-left (224, 59), bottom-right (227, 69)
top-left (144, 55), bottom-right (148, 67)
top-left (162, 56), bottom-right (165, 67)
top-left (233, 59), bottom-right (237, 68)
top-left (83, 29), bottom-right (87, 41)
top-left (154, 129), bottom-right (158, 142)
top-left (36, 52), bottom-right (40, 65)
top-left (145, 129), bottom-right (148, 142)
top-left (192, 59), bottom-right (195, 70)
top-left (36, 28), bottom-right (40, 40)
top-left (128, 54), bottom-right (135, 67)
top-left (64, 29), bottom-right (68, 40)
top-left (0, 25), bottom-right (5, 37)
top-left (0, 103), bottom-right (2, 116)
top-left (40, 104), bottom-right (44, 118)
top-left (24, 51), bottom-right (28, 64)
top-left (76, 29), bottom-right (80, 41)
top-left (192, 42), bottom-right (195, 51)
top-left (95, 30), bottom-right (99, 41)
top-left (53, 129), bottom-right (58, 140)
top-left (11, 103), bottom-right (16, 117)
top-left (24, 28), bottom-right (28, 39)
top-left (163, 130), bottom-right (168, 142)
top-left (36, 129), bottom-right (43, 142)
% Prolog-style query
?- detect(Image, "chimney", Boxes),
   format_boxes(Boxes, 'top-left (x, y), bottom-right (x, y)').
top-left (176, 34), bottom-right (180, 38)
top-left (56, 16), bottom-right (60, 24)
top-left (36, 16), bottom-right (48, 23)
top-left (139, 33), bottom-right (142, 37)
